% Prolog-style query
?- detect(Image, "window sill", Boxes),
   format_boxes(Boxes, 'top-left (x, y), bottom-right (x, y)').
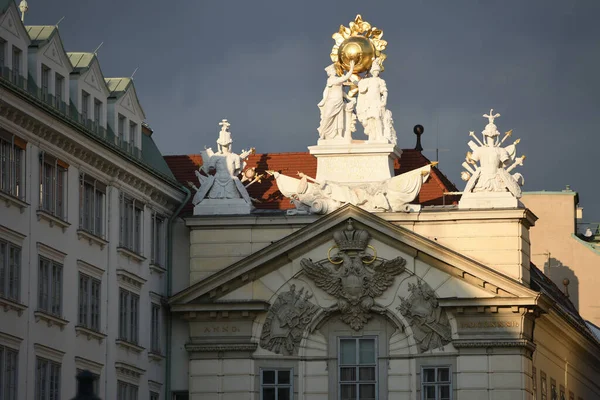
top-left (75, 325), bottom-right (106, 343)
top-left (34, 310), bottom-right (69, 330)
top-left (117, 246), bottom-right (146, 263)
top-left (0, 191), bottom-right (28, 213)
top-left (77, 229), bottom-right (108, 249)
top-left (149, 263), bottom-right (166, 275)
top-left (0, 296), bottom-right (27, 316)
top-left (116, 339), bottom-right (145, 354)
top-left (148, 351), bottom-right (165, 362)
top-left (36, 209), bottom-right (70, 232)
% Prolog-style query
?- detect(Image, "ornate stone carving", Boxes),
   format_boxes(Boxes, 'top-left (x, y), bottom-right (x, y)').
top-left (269, 165), bottom-right (431, 215)
top-left (397, 280), bottom-right (451, 352)
top-left (459, 109), bottom-right (525, 209)
top-left (301, 220), bottom-right (406, 330)
top-left (259, 285), bottom-right (319, 356)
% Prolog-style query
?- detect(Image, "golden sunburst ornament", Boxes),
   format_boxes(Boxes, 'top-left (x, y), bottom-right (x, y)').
top-left (330, 14), bottom-right (387, 76)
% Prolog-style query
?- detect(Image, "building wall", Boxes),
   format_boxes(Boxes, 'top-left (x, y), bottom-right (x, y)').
top-left (179, 218), bottom-right (600, 400)
top-left (0, 8), bottom-right (184, 397)
top-left (522, 192), bottom-right (600, 326)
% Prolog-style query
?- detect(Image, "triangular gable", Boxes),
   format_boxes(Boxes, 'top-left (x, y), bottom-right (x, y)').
top-left (35, 30), bottom-right (72, 72)
top-left (0, 3), bottom-right (30, 44)
top-left (83, 59), bottom-right (110, 96)
top-left (170, 205), bottom-right (537, 306)
top-left (119, 82), bottom-right (146, 119)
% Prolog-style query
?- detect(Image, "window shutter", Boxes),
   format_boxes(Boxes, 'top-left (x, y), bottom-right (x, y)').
top-left (119, 193), bottom-right (124, 246)
top-left (9, 245), bottom-right (20, 300)
top-left (0, 241), bottom-right (6, 295)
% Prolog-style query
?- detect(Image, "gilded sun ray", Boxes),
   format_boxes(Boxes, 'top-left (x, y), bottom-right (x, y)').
top-left (330, 14), bottom-right (387, 78)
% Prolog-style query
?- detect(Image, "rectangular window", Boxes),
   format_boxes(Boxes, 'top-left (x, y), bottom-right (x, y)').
top-left (0, 39), bottom-right (5, 70)
top-left (151, 212), bottom-right (166, 267)
top-left (339, 337), bottom-right (376, 400)
top-left (81, 91), bottom-right (89, 122)
top-left (129, 121), bottom-right (137, 148)
top-left (118, 114), bottom-right (126, 145)
top-left (119, 194), bottom-right (143, 254)
top-left (119, 289), bottom-right (139, 344)
top-left (76, 369), bottom-right (99, 395)
top-left (541, 371), bottom-right (547, 400)
top-left (150, 391), bottom-right (159, 400)
top-left (79, 174), bottom-right (105, 237)
top-left (551, 379), bottom-right (557, 400)
top-left (78, 273), bottom-right (101, 331)
top-left (0, 239), bottom-right (21, 302)
top-left (151, 303), bottom-right (161, 354)
top-left (39, 153), bottom-right (68, 219)
top-left (0, 133), bottom-right (26, 199)
top-left (55, 73), bottom-right (64, 110)
top-left (94, 99), bottom-right (101, 126)
top-left (38, 257), bottom-right (62, 317)
top-left (533, 367), bottom-right (537, 400)
top-left (11, 47), bottom-right (21, 84)
top-left (0, 345), bottom-right (18, 400)
top-left (41, 64), bottom-right (50, 99)
top-left (260, 369), bottom-right (292, 400)
top-left (560, 386), bottom-right (566, 400)
top-left (421, 366), bottom-right (451, 400)
top-left (117, 380), bottom-right (138, 400)
top-left (35, 357), bottom-right (61, 400)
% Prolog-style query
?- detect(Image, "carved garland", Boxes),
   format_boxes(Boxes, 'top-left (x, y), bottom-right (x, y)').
top-left (0, 99), bottom-right (182, 211)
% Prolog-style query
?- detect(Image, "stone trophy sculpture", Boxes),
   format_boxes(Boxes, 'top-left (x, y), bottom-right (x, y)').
top-left (459, 109), bottom-right (525, 209)
top-left (188, 119), bottom-right (262, 215)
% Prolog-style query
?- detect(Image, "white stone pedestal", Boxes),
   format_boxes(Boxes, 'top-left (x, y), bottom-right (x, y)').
top-left (308, 141), bottom-right (402, 183)
top-left (193, 199), bottom-right (252, 215)
top-left (458, 191), bottom-right (523, 209)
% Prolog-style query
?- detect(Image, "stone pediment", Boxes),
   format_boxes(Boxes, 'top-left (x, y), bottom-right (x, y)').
top-left (170, 205), bottom-right (537, 309)
top-left (83, 61), bottom-right (110, 96)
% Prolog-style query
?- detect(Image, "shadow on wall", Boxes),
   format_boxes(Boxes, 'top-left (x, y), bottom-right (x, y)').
top-left (544, 257), bottom-right (579, 311)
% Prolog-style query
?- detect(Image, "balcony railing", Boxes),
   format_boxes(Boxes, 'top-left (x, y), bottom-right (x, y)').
top-left (0, 66), bottom-right (143, 161)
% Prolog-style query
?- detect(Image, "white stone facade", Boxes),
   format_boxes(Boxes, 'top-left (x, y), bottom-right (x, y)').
top-left (169, 206), bottom-right (600, 400)
top-left (0, 2), bottom-right (186, 399)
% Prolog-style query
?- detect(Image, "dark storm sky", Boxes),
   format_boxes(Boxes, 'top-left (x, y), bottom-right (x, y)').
top-left (25, 0), bottom-right (600, 225)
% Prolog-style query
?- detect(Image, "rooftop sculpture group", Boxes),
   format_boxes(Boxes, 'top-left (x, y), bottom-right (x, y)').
top-left (459, 110), bottom-right (525, 209)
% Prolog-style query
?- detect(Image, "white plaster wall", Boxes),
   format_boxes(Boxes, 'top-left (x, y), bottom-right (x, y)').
top-left (69, 60), bottom-right (108, 128)
top-left (107, 85), bottom-right (143, 150)
top-left (0, 142), bottom-right (172, 398)
top-left (27, 35), bottom-right (72, 107)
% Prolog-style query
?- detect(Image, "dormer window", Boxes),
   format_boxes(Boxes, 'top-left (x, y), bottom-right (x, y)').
top-left (41, 64), bottom-right (50, 100)
top-left (129, 121), bottom-right (138, 148)
top-left (11, 46), bottom-right (21, 84)
top-left (55, 73), bottom-right (64, 111)
top-left (118, 114), bottom-right (126, 144)
top-left (81, 91), bottom-right (89, 123)
top-left (94, 99), bottom-right (101, 127)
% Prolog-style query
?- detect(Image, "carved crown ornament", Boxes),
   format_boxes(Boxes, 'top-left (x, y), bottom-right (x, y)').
top-left (0, 98), bottom-right (183, 211)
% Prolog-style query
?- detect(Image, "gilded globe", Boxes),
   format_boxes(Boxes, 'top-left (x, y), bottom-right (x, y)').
top-left (337, 36), bottom-right (375, 74)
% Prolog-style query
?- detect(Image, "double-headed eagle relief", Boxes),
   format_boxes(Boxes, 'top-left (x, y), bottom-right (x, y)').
top-left (301, 220), bottom-right (406, 330)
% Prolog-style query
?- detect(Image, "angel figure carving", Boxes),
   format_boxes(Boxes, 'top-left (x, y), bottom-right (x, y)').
top-left (300, 220), bottom-right (406, 330)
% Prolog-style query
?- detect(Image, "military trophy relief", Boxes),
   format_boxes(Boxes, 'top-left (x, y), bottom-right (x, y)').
top-left (459, 109), bottom-right (526, 209)
top-left (397, 279), bottom-right (452, 353)
top-left (188, 119), bottom-right (264, 215)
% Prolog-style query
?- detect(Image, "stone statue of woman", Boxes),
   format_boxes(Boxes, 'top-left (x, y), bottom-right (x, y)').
top-left (317, 61), bottom-right (355, 140)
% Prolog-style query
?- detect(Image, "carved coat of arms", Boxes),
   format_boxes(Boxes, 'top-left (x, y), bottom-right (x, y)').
top-left (301, 219), bottom-right (406, 330)
top-left (259, 285), bottom-right (319, 355)
top-left (397, 280), bottom-right (451, 352)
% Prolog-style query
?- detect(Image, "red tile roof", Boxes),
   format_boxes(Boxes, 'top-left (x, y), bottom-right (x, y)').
top-left (164, 150), bottom-right (459, 216)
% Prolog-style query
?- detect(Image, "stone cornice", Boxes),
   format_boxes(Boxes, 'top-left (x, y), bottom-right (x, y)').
top-left (171, 301), bottom-right (271, 314)
top-left (0, 92), bottom-right (185, 213)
